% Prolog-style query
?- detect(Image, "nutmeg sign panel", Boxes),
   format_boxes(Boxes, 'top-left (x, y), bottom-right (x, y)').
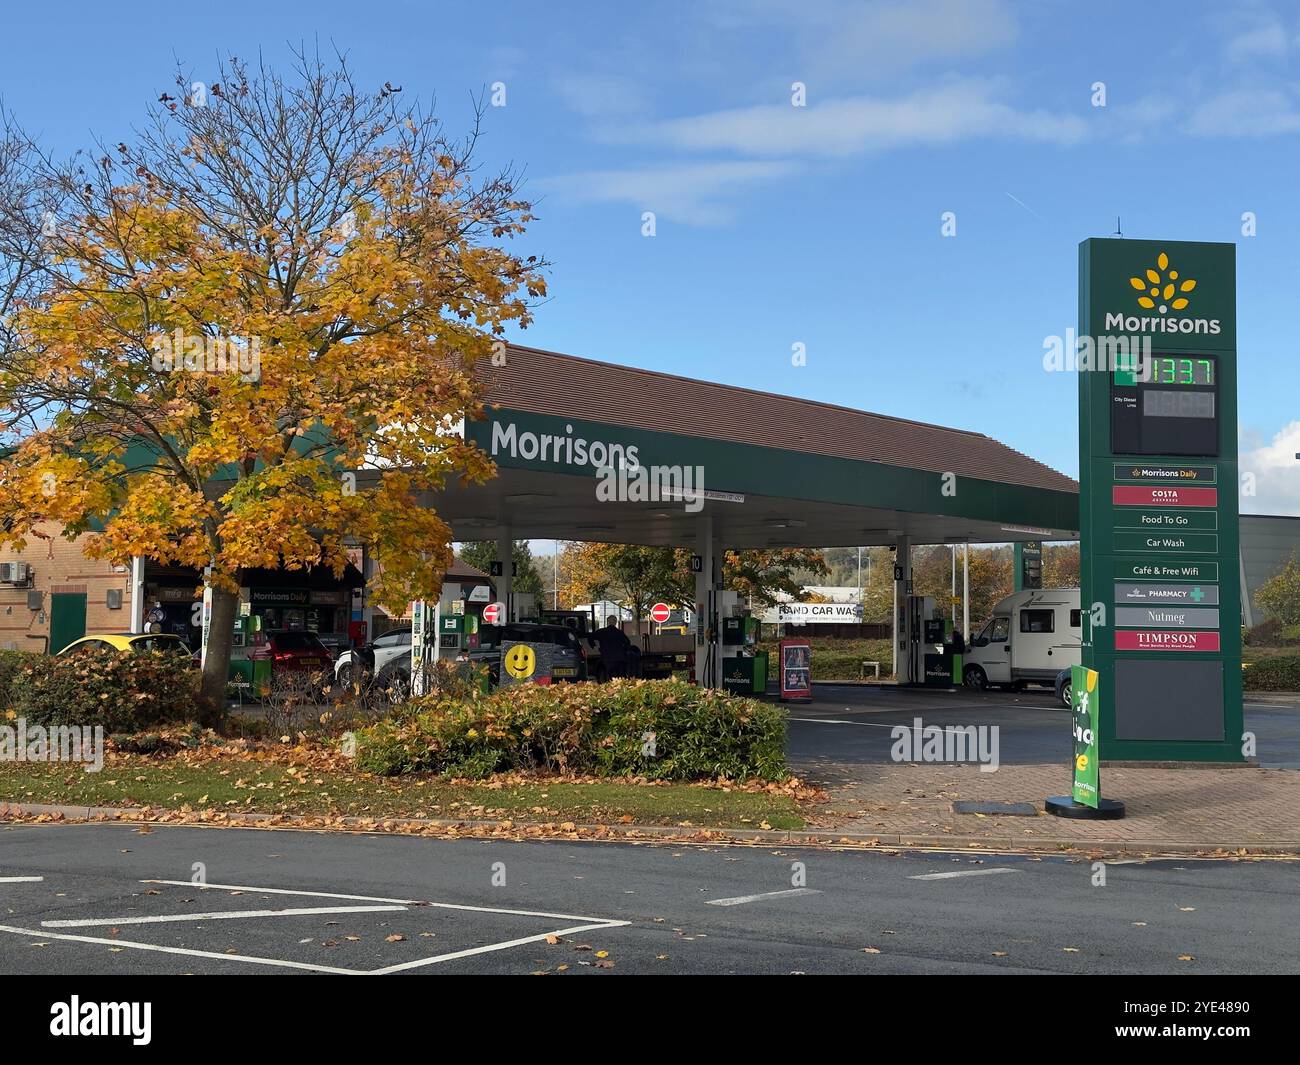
top-left (1078, 238), bottom-right (1243, 761)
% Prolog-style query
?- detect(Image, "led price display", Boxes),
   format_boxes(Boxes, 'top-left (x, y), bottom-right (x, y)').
top-left (1142, 389), bottom-right (1216, 419)
top-left (1144, 355), bottom-right (1214, 386)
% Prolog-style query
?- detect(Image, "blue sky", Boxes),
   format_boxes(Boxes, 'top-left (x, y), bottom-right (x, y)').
top-left (3, 0), bottom-right (1298, 513)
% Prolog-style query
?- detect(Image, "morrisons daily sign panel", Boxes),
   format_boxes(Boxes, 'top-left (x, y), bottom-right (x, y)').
top-left (1078, 238), bottom-right (1242, 762)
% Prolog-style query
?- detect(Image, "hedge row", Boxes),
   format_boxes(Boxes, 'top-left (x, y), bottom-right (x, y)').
top-left (1243, 656), bottom-right (1300, 692)
top-left (354, 677), bottom-right (787, 781)
top-left (0, 648), bottom-right (199, 732)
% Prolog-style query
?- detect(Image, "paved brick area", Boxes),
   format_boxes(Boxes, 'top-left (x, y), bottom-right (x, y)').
top-left (814, 761), bottom-right (1300, 850)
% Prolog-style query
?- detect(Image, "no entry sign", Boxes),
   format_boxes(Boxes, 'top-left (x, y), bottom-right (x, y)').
top-left (650, 603), bottom-right (671, 625)
top-left (483, 602), bottom-right (503, 624)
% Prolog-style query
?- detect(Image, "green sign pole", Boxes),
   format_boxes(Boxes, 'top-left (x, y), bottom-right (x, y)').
top-left (1070, 665), bottom-right (1100, 806)
top-left (1048, 663), bottom-right (1124, 818)
top-left (1076, 238), bottom-right (1244, 764)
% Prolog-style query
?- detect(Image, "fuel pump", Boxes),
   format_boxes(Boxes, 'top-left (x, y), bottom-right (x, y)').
top-left (900, 594), bottom-right (937, 685)
top-left (720, 602), bottom-right (765, 694)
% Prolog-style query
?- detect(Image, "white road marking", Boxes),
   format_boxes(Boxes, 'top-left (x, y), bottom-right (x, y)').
top-left (706, 888), bottom-right (821, 907)
top-left (0, 922), bottom-right (363, 975)
top-left (0, 879), bottom-right (631, 973)
top-left (788, 718), bottom-right (857, 725)
top-left (909, 868), bottom-right (1022, 881)
top-left (141, 879), bottom-right (618, 924)
top-left (371, 921), bottom-right (627, 975)
top-left (42, 905), bottom-right (406, 928)
top-left (0, 876), bottom-right (44, 883)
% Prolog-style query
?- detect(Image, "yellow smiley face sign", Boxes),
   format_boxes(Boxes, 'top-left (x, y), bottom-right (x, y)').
top-left (503, 643), bottom-right (536, 680)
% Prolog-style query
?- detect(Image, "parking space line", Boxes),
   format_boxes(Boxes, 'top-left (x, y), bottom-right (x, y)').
top-left (371, 921), bottom-right (629, 975)
top-left (141, 879), bottom-right (621, 924)
top-left (0, 922), bottom-right (365, 975)
top-left (706, 888), bottom-right (822, 906)
top-left (0, 876), bottom-right (44, 883)
top-left (42, 905), bottom-right (407, 928)
top-left (909, 868), bottom-right (1021, 881)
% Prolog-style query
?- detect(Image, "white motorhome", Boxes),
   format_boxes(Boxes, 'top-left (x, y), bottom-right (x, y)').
top-left (963, 588), bottom-right (1082, 690)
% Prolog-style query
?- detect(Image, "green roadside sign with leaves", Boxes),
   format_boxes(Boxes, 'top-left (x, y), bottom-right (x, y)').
top-left (1071, 665), bottom-right (1101, 808)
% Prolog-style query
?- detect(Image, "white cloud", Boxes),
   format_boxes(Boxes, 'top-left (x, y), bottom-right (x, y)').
top-left (1187, 87), bottom-right (1300, 136)
top-left (706, 0), bottom-right (1018, 84)
top-left (600, 81), bottom-right (1087, 158)
top-left (553, 72), bottom-right (653, 119)
top-left (1224, 18), bottom-right (1291, 63)
top-left (1241, 421), bottom-right (1300, 516)
top-left (536, 160), bottom-right (801, 225)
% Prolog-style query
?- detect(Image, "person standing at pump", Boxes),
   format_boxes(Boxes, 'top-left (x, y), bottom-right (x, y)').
top-left (589, 620), bottom-right (634, 680)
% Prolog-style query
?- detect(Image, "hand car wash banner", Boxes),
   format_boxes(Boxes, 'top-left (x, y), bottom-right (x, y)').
top-left (1071, 665), bottom-right (1101, 808)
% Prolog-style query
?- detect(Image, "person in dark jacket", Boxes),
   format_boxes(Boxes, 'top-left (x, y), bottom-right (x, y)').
top-left (589, 622), bottom-right (633, 680)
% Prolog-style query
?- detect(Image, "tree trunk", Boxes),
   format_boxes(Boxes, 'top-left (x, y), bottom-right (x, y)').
top-left (198, 584), bottom-right (239, 728)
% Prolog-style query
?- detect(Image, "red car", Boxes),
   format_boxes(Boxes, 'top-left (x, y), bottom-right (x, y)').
top-left (249, 631), bottom-right (334, 676)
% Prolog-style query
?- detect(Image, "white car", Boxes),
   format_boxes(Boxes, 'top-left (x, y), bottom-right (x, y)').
top-left (335, 628), bottom-right (411, 688)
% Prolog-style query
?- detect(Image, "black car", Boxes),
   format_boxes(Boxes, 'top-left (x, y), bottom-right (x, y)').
top-left (468, 623), bottom-right (590, 684)
top-left (1054, 668), bottom-right (1072, 709)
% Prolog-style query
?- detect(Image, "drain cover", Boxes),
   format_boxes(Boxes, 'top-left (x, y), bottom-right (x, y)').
top-left (952, 800), bottom-right (1038, 817)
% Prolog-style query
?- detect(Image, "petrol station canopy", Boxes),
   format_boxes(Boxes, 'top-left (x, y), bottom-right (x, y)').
top-left (420, 344), bottom-right (1079, 549)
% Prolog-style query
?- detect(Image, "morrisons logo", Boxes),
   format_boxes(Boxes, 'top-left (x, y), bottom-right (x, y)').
top-left (1104, 311), bottom-right (1220, 335)
top-left (1106, 250), bottom-right (1220, 335)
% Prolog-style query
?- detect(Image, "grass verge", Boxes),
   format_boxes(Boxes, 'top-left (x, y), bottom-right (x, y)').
top-left (0, 755), bottom-right (807, 831)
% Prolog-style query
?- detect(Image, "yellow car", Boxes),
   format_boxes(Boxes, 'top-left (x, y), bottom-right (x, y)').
top-left (58, 633), bottom-right (194, 660)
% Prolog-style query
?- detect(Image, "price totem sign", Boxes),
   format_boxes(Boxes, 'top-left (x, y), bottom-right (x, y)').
top-left (1077, 238), bottom-right (1243, 763)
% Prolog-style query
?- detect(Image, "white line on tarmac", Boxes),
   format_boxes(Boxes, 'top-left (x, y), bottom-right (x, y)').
top-left (909, 868), bottom-right (1022, 881)
top-left (0, 923), bottom-right (364, 975)
top-left (706, 888), bottom-right (822, 907)
top-left (140, 879), bottom-right (620, 925)
top-left (42, 905), bottom-right (406, 928)
top-left (0, 876), bottom-right (44, 883)
top-left (370, 921), bottom-right (629, 975)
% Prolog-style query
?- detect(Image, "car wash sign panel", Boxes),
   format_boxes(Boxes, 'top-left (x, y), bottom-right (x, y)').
top-left (1078, 238), bottom-right (1242, 761)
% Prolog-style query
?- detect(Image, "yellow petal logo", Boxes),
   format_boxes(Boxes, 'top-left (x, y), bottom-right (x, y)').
top-left (1128, 251), bottom-right (1196, 315)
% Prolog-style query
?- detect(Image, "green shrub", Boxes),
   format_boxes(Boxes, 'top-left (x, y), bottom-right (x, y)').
top-left (1243, 656), bottom-right (1300, 692)
top-left (12, 648), bottom-right (200, 731)
top-left (0, 649), bottom-right (41, 709)
top-left (756, 637), bottom-right (893, 681)
top-left (355, 678), bottom-right (787, 782)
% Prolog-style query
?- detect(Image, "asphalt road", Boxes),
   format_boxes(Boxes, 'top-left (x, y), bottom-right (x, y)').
top-left (1, 823), bottom-right (1297, 975)
top-left (784, 685), bottom-right (1300, 776)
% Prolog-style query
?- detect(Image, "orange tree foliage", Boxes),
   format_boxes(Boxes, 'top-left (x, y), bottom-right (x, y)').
top-left (0, 54), bottom-right (545, 707)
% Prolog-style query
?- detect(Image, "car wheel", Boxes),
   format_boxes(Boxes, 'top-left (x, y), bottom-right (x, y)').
top-left (963, 665), bottom-right (988, 690)
top-left (1059, 679), bottom-right (1072, 709)
top-left (378, 666), bottom-right (410, 704)
top-left (337, 663), bottom-right (355, 689)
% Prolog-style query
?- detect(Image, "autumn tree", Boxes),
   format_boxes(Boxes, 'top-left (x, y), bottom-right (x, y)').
top-left (456, 540), bottom-right (543, 598)
top-left (1043, 542), bottom-right (1080, 589)
top-left (1256, 551), bottom-right (1300, 626)
top-left (0, 52), bottom-right (546, 717)
top-left (557, 542), bottom-right (828, 630)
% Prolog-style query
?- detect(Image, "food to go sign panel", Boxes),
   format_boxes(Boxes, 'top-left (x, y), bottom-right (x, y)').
top-left (1078, 238), bottom-right (1242, 761)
